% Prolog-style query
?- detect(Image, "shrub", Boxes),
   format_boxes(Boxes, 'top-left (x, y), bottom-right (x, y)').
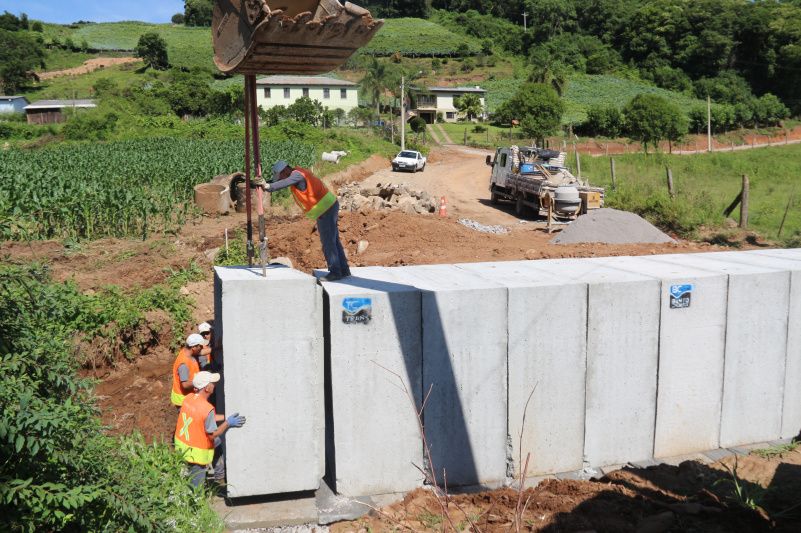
top-left (622, 94), bottom-right (688, 152)
top-left (62, 110), bottom-right (119, 141)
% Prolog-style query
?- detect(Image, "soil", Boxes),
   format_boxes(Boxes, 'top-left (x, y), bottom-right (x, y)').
top-left (37, 57), bottom-right (142, 80)
top-left (333, 447), bottom-right (801, 532)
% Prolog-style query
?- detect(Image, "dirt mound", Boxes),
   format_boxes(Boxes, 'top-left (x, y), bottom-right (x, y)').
top-left (551, 208), bottom-right (675, 245)
top-left (37, 57), bottom-right (141, 80)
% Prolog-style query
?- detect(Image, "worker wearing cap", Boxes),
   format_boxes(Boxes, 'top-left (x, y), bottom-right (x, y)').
top-left (174, 371), bottom-right (246, 488)
top-left (170, 333), bottom-right (209, 407)
top-left (259, 161), bottom-right (350, 281)
top-left (198, 322), bottom-right (214, 369)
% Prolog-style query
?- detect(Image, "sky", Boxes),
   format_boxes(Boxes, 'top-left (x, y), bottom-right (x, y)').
top-left (2, 0), bottom-right (186, 24)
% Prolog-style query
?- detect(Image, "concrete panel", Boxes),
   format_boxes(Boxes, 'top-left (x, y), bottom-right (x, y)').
top-left (456, 261), bottom-right (587, 476)
top-left (521, 259), bottom-right (660, 467)
top-left (650, 254), bottom-right (790, 447)
top-left (214, 266), bottom-right (324, 498)
top-left (385, 264), bottom-right (508, 487)
top-left (697, 251), bottom-right (801, 439)
top-left (596, 256), bottom-right (728, 457)
top-left (318, 269), bottom-right (423, 496)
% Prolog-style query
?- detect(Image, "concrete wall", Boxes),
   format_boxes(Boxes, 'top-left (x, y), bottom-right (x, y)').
top-left (456, 261), bottom-right (587, 476)
top-left (318, 268), bottom-right (423, 496)
top-left (652, 254), bottom-right (790, 448)
top-left (214, 266), bottom-right (324, 498)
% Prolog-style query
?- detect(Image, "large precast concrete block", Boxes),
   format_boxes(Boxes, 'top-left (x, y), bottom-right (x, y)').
top-left (456, 261), bottom-right (587, 476)
top-left (523, 259), bottom-right (660, 467)
top-left (318, 268), bottom-right (423, 496)
top-left (597, 256), bottom-right (728, 458)
top-left (386, 264), bottom-right (508, 487)
top-left (699, 251), bottom-right (801, 440)
top-left (214, 266), bottom-right (324, 498)
top-left (653, 254), bottom-right (790, 447)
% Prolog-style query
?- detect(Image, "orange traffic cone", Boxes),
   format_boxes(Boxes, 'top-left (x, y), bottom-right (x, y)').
top-left (439, 196), bottom-right (447, 218)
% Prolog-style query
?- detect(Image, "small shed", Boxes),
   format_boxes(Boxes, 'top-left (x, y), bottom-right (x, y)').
top-left (0, 96), bottom-right (30, 115)
top-left (25, 99), bottom-right (97, 125)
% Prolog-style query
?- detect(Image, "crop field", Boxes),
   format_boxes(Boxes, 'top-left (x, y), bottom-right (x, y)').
top-left (364, 18), bottom-right (481, 57)
top-left (0, 138), bottom-right (314, 241)
top-left (580, 144), bottom-right (801, 242)
top-left (42, 22), bottom-right (215, 70)
top-left (483, 75), bottom-right (706, 124)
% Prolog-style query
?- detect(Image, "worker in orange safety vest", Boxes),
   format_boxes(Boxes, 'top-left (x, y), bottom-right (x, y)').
top-left (259, 161), bottom-right (350, 281)
top-left (174, 371), bottom-right (246, 488)
top-left (198, 321), bottom-right (214, 369)
top-left (171, 333), bottom-right (209, 407)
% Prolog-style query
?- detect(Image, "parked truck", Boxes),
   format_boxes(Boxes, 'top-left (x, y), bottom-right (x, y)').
top-left (486, 146), bottom-right (604, 219)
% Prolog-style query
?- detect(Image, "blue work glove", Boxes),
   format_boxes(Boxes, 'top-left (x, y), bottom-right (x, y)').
top-left (226, 413), bottom-right (246, 428)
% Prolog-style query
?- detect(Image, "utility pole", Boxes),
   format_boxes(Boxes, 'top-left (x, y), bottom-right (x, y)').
top-left (707, 94), bottom-right (712, 152)
top-left (522, 12), bottom-right (528, 32)
top-left (400, 75), bottom-right (405, 151)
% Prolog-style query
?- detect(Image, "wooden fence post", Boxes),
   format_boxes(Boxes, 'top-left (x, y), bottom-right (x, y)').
top-left (778, 194), bottom-right (793, 238)
top-left (740, 174), bottom-right (750, 229)
top-left (666, 167), bottom-right (675, 198)
top-left (610, 158), bottom-right (617, 190)
top-left (575, 150), bottom-right (582, 178)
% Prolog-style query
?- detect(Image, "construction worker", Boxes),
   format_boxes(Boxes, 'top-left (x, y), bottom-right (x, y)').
top-left (174, 371), bottom-right (246, 488)
top-left (198, 322), bottom-right (214, 369)
top-left (171, 333), bottom-right (208, 407)
top-left (260, 161), bottom-right (351, 281)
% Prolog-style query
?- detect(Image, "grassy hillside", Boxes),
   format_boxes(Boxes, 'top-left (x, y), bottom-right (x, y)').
top-left (484, 74), bottom-right (707, 124)
top-left (580, 144), bottom-right (801, 242)
top-left (363, 18), bottom-right (481, 56)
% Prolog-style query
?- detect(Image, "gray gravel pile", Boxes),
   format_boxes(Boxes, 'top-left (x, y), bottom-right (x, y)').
top-left (551, 208), bottom-right (675, 245)
top-left (458, 218), bottom-right (509, 234)
top-left (237, 525), bottom-right (329, 533)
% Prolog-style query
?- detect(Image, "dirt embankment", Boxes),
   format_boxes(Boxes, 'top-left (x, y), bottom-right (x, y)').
top-left (37, 57), bottom-right (142, 80)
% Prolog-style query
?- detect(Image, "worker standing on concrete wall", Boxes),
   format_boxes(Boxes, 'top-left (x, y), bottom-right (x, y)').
top-left (171, 333), bottom-right (209, 407)
top-left (260, 161), bottom-right (351, 281)
top-left (198, 322), bottom-right (214, 369)
top-left (174, 371), bottom-right (246, 488)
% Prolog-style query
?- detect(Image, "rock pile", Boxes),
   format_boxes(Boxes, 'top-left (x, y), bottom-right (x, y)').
top-left (337, 182), bottom-right (439, 215)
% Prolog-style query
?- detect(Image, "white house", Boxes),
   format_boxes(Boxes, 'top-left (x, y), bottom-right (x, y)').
top-left (0, 96), bottom-right (29, 114)
top-left (256, 75), bottom-right (359, 113)
top-left (411, 86), bottom-right (487, 123)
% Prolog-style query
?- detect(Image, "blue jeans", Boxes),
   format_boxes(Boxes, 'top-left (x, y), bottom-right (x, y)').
top-left (317, 201), bottom-right (350, 277)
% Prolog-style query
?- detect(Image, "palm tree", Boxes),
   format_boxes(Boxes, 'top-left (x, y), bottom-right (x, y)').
top-left (360, 58), bottom-right (390, 122)
top-left (529, 61), bottom-right (569, 97)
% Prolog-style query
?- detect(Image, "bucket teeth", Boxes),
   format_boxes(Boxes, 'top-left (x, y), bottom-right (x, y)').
top-left (213, 0), bottom-right (383, 75)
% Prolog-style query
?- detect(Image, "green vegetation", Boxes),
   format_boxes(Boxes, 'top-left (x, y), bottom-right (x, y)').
top-left (135, 32), bottom-right (169, 70)
top-left (495, 83), bottom-right (564, 142)
top-left (622, 94), bottom-right (688, 153)
top-left (580, 144), bottom-right (801, 242)
top-left (0, 262), bottom-right (223, 532)
top-left (0, 138), bottom-right (314, 241)
top-left (752, 441), bottom-right (800, 460)
top-left (364, 18), bottom-right (481, 57)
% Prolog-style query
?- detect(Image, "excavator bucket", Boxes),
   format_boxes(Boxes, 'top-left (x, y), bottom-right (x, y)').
top-left (212, 0), bottom-right (383, 75)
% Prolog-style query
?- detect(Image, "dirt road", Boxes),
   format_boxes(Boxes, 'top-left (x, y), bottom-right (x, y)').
top-left (362, 145), bottom-right (526, 226)
top-left (38, 57), bottom-right (142, 80)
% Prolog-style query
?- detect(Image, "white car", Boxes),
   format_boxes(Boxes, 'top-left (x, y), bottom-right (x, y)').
top-left (392, 150), bottom-right (426, 172)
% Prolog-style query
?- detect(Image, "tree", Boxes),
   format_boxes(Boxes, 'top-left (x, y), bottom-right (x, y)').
top-left (495, 83), bottom-right (564, 144)
top-left (360, 58), bottom-right (391, 121)
top-left (333, 108), bottom-right (346, 126)
top-left (263, 105), bottom-right (288, 126)
top-left (31, 21), bottom-right (43, 32)
top-left (582, 105), bottom-right (623, 138)
top-left (172, 13), bottom-right (185, 24)
top-left (623, 94), bottom-right (688, 153)
top-left (0, 29), bottom-right (45, 93)
top-left (409, 116), bottom-right (426, 133)
top-left (135, 32), bottom-right (169, 70)
top-left (287, 96), bottom-right (321, 125)
top-left (455, 93), bottom-right (483, 121)
top-left (184, 0), bottom-right (213, 27)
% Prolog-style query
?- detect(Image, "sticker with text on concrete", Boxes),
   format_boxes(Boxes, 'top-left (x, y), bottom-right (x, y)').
top-left (342, 297), bottom-right (372, 324)
top-left (669, 284), bottom-right (693, 309)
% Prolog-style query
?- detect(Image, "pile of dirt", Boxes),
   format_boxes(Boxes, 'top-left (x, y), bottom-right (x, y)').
top-left (551, 208), bottom-right (675, 245)
top-left (337, 182), bottom-right (439, 215)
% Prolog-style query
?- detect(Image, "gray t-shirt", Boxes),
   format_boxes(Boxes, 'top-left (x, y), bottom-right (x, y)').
top-left (205, 410), bottom-right (221, 447)
top-left (178, 363), bottom-right (190, 382)
top-left (269, 170), bottom-right (307, 192)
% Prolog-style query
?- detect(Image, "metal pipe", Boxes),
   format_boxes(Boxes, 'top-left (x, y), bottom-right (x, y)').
top-left (247, 74), bottom-right (268, 277)
top-left (244, 76), bottom-right (254, 266)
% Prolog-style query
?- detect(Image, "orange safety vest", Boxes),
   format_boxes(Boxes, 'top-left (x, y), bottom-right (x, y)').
top-left (171, 347), bottom-right (200, 407)
top-left (289, 168), bottom-right (337, 221)
top-left (174, 393), bottom-right (215, 465)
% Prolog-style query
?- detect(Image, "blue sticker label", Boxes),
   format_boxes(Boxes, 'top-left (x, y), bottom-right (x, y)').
top-left (342, 297), bottom-right (372, 324)
top-left (669, 284), bottom-right (693, 309)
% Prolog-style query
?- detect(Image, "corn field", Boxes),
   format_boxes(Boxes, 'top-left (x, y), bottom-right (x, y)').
top-left (0, 138), bottom-right (315, 240)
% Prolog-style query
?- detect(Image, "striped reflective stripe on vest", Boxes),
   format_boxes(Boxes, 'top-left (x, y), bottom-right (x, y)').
top-left (305, 191), bottom-right (337, 220)
top-left (174, 437), bottom-right (214, 465)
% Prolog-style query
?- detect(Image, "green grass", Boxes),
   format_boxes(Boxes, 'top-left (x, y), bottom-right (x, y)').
top-left (42, 49), bottom-right (96, 70)
top-left (21, 63), bottom-right (148, 101)
top-left (438, 122), bottom-right (527, 147)
top-left (579, 144), bottom-right (801, 242)
top-left (751, 441), bottom-right (799, 459)
top-left (364, 18), bottom-right (481, 57)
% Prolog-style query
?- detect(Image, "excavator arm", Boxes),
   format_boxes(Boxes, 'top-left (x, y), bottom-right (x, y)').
top-left (212, 0), bottom-right (383, 75)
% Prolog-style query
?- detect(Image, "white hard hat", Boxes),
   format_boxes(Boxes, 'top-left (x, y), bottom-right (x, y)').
top-left (186, 333), bottom-right (209, 347)
top-left (198, 322), bottom-right (212, 334)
